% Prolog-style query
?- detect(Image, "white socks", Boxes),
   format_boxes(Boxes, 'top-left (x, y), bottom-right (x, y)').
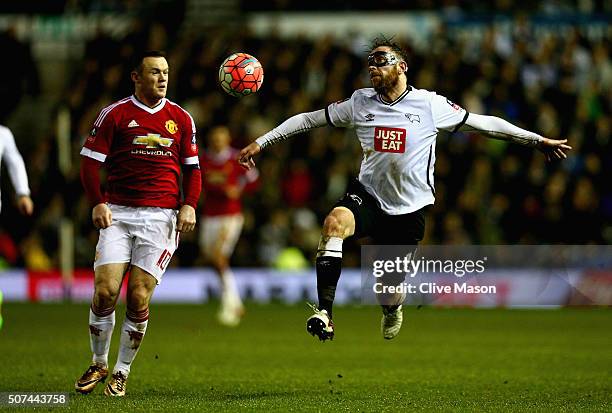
top-left (88, 305), bottom-right (149, 377)
top-left (220, 270), bottom-right (242, 308)
top-left (113, 317), bottom-right (148, 376)
top-left (89, 308), bottom-right (115, 366)
top-left (316, 236), bottom-right (343, 258)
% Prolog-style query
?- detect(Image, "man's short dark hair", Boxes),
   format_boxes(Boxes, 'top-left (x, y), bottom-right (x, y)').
top-left (131, 51), bottom-right (167, 73)
top-left (369, 35), bottom-right (409, 63)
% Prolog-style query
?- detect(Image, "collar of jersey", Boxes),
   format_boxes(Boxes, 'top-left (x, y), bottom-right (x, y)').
top-left (377, 86), bottom-right (412, 106)
top-left (130, 95), bottom-right (167, 114)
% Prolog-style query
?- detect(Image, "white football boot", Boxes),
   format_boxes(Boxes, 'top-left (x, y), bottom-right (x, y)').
top-left (381, 305), bottom-right (403, 340)
top-left (306, 303), bottom-right (334, 341)
top-left (217, 301), bottom-right (245, 327)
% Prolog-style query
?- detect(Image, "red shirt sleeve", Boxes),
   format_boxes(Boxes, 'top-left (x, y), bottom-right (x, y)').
top-left (79, 103), bottom-right (118, 206)
top-left (182, 166), bottom-right (201, 209)
top-left (80, 156), bottom-right (105, 206)
top-left (180, 111), bottom-right (199, 167)
top-left (180, 110), bottom-right (201, 208)
top-left (81, 103), bottom-right (116, 162)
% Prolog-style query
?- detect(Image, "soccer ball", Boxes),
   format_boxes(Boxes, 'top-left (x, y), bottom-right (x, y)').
top-left (218, 53), bottom-right (264, 97)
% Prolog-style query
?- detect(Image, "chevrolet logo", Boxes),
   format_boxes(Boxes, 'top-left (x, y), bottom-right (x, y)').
top-left (132, 134), bottom-right (173, 148)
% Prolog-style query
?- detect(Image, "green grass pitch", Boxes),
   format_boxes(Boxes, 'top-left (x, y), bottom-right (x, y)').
top-left (0, 303), bottom-right (610, 412)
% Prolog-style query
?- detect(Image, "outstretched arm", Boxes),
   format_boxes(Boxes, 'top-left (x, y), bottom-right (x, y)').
top-left (3, 129), bottom-right (33, 215)
top-left (461, 113), bottom-right (572, 161)
top-left (238, 109), bottom-right (327, 169)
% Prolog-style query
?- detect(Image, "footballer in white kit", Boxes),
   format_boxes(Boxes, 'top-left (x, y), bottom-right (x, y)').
top-left (0, 125), bottom-right (34, 332)
top-left (239, 36), bottom-right (571, 342)
top-left (326, 86), bottom-right (468, 216)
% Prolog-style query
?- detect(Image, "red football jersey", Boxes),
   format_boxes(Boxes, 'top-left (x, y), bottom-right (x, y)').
top-left (80, 96), bottom-right (199, 209)
top-left (201, 147), bottom-right (258, 216)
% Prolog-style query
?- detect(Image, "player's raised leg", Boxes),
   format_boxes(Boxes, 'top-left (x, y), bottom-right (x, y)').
top-left (105, 266), bottom-right (156, 397)
top-left (75, 263), bottom-right (128, 394)
top-left (307, 207), bottom-right (355, 341)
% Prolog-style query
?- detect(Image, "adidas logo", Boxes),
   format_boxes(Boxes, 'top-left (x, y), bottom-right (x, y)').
top-left (128, 120), bottom-right (139, 128)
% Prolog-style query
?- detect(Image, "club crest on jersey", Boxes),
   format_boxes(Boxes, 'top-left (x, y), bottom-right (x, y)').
top-left (133, 133), bottom-right (174, 148)
top-left (405, 113), bottom-right (420, 123)
top-left (165, 120), bottom-right (178, 134)
top-left (374, 127), bottom-right (406, 153)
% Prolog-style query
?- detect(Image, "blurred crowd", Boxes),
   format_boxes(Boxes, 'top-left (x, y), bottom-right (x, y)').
top-left (241, 0), bottom-right (610, 13)
top-left (0, 10), bottom-right (610, 270)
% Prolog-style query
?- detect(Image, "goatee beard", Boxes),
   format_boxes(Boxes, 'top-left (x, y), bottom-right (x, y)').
top-left (373, 73), bottom-right (399, 95)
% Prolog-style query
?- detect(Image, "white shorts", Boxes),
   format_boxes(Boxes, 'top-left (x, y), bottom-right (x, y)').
top-left (94, 204), bottom-right (179, 283)
top-left (199, 214), bottom-right (244, 258)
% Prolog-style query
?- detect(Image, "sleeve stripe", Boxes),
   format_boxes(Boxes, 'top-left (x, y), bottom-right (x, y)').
top-left (188, 111), bottom-right (196, 135)
top-left (325, 105), bottom-right (335, 127)
top-left (80, 147), bottom-right (107, 162)
top-left (452, 111), bottom-right (469, 133)
top-left (94, 97), bottom-right (130, 127)
top-left (94, 106), bottom-right (113, 127)
top-left (182, 156), bottom-right (199, 165)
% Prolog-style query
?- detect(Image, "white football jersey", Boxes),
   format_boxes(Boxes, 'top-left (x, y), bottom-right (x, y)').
top-left (326, 87), bottom-right (468, 215)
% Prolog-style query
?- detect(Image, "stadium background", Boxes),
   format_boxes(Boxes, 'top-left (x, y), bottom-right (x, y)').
top-left (0, 1), bottom-right (610, 411)
top-left (0, 0), bottom-right (609, 275)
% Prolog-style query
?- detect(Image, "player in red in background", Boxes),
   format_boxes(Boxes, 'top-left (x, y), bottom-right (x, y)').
top-left (200, 126), bottom-right (258, 326)
top-left (75, 51), bottom-right (201, 396)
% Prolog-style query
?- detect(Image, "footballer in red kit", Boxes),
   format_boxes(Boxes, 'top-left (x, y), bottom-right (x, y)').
top-left (200, 126), bottom-right (258, 326)
top-left (76, 51), bottom-right (201, 397)
top-left (81, 95), bottom-right (200, 208)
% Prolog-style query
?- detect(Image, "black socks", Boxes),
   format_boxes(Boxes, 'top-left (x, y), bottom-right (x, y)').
top-left (315, 256), bottom-right (342, 318)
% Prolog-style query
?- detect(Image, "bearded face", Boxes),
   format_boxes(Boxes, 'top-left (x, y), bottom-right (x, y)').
top-left (367, 49), bottom-right (404, 94)
top-left (370, 64), bottom-right (402, 94)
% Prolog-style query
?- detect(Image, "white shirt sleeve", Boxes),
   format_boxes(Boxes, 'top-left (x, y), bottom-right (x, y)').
top-left (2, 127), bottom-right (30, 196)
top-left (255, 109), bottom-right (328, 149)
top-left (430, 93), bottom-right (469, 132)
top-left (461, 113), bottom-right (544, 147)
top-left (326, 95), bottom-right (355, 128)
